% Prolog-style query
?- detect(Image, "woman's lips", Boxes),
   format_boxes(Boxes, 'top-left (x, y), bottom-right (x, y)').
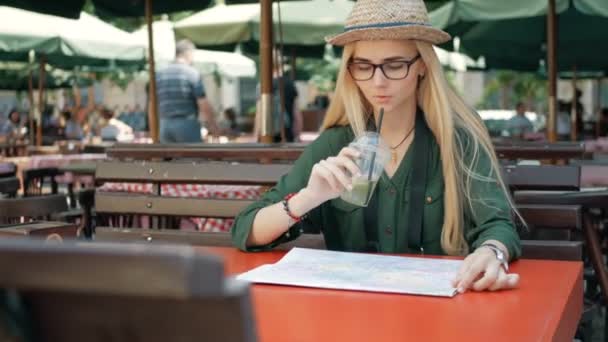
top-left (374, 96), bottom-right (392, 103)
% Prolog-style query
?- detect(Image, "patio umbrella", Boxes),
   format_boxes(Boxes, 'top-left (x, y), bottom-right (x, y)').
top-left (174, 0), bottom-right (354, 59)
top-left (0, 7), bottom-right (146, 69)
top-left (430, 0), bottom-right (608, 141)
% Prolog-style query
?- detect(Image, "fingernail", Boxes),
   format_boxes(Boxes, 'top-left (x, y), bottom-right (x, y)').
top-left (458, 287), bottom-right (465, 293)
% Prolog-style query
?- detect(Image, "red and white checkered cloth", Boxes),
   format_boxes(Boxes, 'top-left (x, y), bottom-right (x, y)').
top-left (99, 182), bottom-right (264, 232)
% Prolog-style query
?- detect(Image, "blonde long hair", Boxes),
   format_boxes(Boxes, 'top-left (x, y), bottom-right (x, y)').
top-left (322, 41), bottom-right (513, 256)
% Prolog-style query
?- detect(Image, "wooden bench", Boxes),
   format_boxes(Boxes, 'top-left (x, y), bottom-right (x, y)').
top-left (505, 164), bottom-right (602, 339)
top-left (0, 162), bottom-right (17, 178)
top-left (84, 161), bottom-right (292, 234)
top-left (516, 204), bottom-right (583, 261)
top-left (494, 141), bottom-right (590, 163)
top-left (94, 228), bottom-right (326, 250)
top-left (502, 165), bottom-right (580, 192)
top-left (0, 239), bottom-right (255, 342)
top-left (0, 221), bottom-right (80, 240)
top-left (107, 143), bottom-right (306, 162)
top-left (0, 194), bottom-right (68, 225)
top-left (0, 177), bottom-right (19, 198)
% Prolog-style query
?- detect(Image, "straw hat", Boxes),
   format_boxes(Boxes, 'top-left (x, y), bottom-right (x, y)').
top-left (326, 0), bottom-right (451, 46)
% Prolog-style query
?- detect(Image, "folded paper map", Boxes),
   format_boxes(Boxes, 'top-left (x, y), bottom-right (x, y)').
top-left (237, 248), bottom-right (462, 297)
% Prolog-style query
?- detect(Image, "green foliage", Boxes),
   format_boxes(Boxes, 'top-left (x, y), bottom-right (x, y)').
top-left (479, 70), bottom-right (547, 111)
top-left (297, 48), bottom-right (340, 93)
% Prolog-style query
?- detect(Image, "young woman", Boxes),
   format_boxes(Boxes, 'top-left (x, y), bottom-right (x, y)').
top-left (232, 0), bottom-right (520, 293)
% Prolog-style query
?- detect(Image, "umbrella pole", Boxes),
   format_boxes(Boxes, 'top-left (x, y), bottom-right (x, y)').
top-left (570, 66), bottom-right (578, 141)
top-left (596, 78), bottom-right (603, 138)
top-left (28, 71), bottom-right (35, 145)
top-left (290, 48), bottom-right (296, 81)
top-left (36, 58), bottom-right (46, 146)
top-left (259, 0), bottom-right (274, 143)
top-left (145, 0), bottom-right (159, 143)
top-left (546, 0), bottom-right (557, 142)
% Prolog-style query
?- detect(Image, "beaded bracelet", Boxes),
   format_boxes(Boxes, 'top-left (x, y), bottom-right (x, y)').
top-left (282, 192), bottom-right (308, 223)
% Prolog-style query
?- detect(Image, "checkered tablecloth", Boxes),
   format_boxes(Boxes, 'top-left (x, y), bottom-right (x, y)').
top-left (99, 182), bottom-right (264, 232)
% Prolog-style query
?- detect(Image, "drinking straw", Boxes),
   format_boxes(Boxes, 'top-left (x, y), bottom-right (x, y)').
top-left (364, 108), bottom-right (384, 202)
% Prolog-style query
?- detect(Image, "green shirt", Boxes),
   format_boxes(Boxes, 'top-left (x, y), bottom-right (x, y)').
top-left (231, 122), bottom-right (521, 259)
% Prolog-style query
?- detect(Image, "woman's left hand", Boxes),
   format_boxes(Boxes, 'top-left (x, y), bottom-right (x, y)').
top-left (452, 247), bottom-right (520, 293)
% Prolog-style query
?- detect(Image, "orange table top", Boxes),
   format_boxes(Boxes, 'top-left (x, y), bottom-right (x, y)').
top-left (198, 247), bottom-right (583, 342)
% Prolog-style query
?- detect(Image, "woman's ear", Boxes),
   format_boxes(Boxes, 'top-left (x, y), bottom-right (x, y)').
top-left (418, 60), bottom-right (427, 78)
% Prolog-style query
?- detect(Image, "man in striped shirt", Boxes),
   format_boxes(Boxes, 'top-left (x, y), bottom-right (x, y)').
top-left (156, 39), bottom-right (219, 143)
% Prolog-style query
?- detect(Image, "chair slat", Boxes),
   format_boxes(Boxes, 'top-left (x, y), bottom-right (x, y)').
top-left (94, 228), bottom-right (327, 250)
top-left (503, 165), bottom-right (580, 191)
top-left (96, 161), bottom-right (291, 185)
top-left (95, 193), bottom-right (254, 218)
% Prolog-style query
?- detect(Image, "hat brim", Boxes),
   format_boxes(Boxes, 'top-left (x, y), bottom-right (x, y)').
top-left (326, 25), bottom-right (451, 46)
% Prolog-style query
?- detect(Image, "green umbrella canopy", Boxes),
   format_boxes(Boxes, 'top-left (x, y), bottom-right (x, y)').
top-left (0, 0), bottom-right (215, 18)
top-left (174, 0), bottom-right (354, 58)
top-left (430, 0), bottom-right (608, 72)
top-left (0, 6), bottom-right (146, 69)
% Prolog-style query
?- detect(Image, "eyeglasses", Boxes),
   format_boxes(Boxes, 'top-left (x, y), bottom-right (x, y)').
top-left (347, 54), bottom-right (421, 81)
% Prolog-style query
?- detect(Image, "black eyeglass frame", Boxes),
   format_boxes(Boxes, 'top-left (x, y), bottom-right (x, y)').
top-left (347, 54), bottom-right (422, 81)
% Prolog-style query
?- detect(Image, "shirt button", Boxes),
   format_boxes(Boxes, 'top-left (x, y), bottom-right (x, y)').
top-left (426, 196), bottom-right (433, 203)
top-left (385, 226), bottom-right (393, 235)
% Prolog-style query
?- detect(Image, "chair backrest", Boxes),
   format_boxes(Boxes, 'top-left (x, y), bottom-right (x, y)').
top-left (0, 176), bottom-right (20, 198)
top-left (106, 143), bottom-right (306, 162)
top-left (95, 160), bottom-right (292, 186)
top-left (94, 228), bottom-right (327, 250)
top-left (502, 165), bottom-right (580, 192)
top-left (494, 141), bottom-right (589, 162)
top-left (92, 161), bottom-right (291, 230)
top-left (516, 204), bottom-right (583, 261)
top-left (0, 162), bottom-right (17, 178)
top-left (0, 239), bottom-right (256, 342)
top-left (0, 194), bottom-right (68, 224)
top-left (22, 167), bottom-right (62, 196)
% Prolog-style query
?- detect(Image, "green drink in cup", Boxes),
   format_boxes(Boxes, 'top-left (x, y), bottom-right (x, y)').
top-left (340, 132), bottom-right (390, 207)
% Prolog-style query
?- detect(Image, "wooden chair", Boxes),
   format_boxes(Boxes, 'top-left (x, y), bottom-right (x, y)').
top-left (0, 221), bottom-right (80, 240)
top-left (107, 143), bottom-right (306, 162)
top-left (0, 239), bottom-right (256, 342)
top-left (494, 141), bottom-right (590, 164)
top-left (516, 204), bottom-right (584, 261)
top-left (0, 177), bottom-right (20, 198)
top-left (505, 165), bottom-right (604, 341)
top-left (501, 165), bottom-right (581, 192)
top-left (94, 228), bottom-right (327, 250)
top-left (0, 162), bottom-right (17, 178)
top-left (0, 194), bottom-right (68, 225)
top-left (22, 167), bottom-right (61, 196)
top-left (88, 161), bottom-right (291, 233)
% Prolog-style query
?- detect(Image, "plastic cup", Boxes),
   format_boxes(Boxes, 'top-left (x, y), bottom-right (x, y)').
top-left (340, 132), bottom-right (390, 207)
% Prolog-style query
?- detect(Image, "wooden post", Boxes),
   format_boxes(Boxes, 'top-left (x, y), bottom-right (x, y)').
top-left (36, 58), bottom-right (46, 146)
top-left (27, 70), bottom-right (35, 145)
top-left (570, 66), bottom-right (578, 141)
top-left (290, 48), bottom-right (296, 81)
top-left (258, 0), bottom-right (274, 143)
top-left (145, 0), bottom-right (159, 143)
top-left (595, 78), bottom-right (602, 138)
top-left (546, 0), bottom-right (557, 143)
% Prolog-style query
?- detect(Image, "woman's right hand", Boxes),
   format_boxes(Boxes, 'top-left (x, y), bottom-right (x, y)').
top-left (302, 147), bottom-right (361, 205)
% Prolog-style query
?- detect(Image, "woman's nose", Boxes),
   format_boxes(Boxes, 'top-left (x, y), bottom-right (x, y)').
top-left (372, 67), bottom-right (388, 86)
